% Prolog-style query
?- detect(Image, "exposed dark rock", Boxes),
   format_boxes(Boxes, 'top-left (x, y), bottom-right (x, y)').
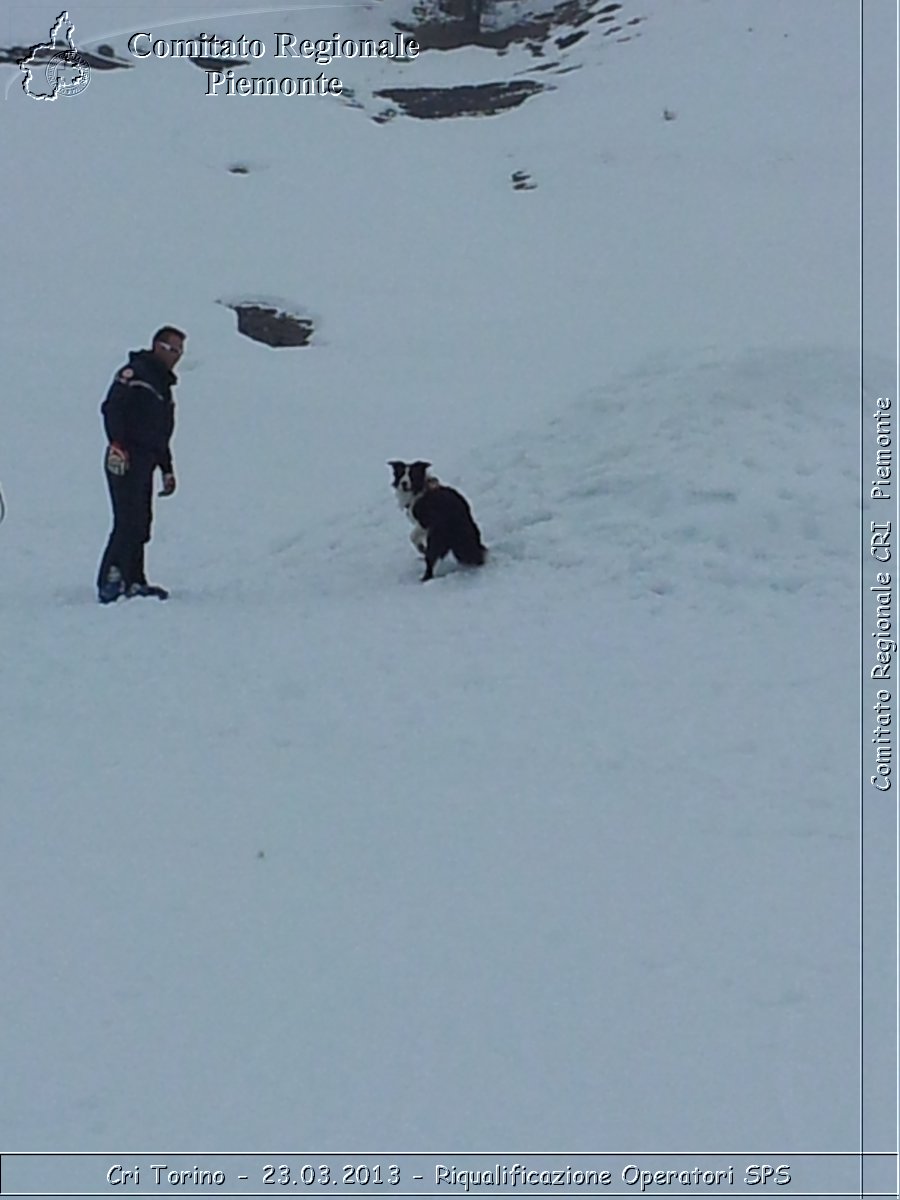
top-left (556, 29), bottom-right (588, 48)
top-left (0, 43), bottom-right (130, 69)
top-left (394, 0), bottom-right (640, 56)
top-left (225, 303), bottom-right (314, 348)
top-left (189, 55), bottom-right (249, 71)
top-left (511, 170), bottom-right (537, 190)
top-left (374, 79), bottom-right (544, 120)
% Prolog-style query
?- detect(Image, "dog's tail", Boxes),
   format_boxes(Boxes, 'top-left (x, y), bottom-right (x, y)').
top-left (455, 538), bottom-right (487, 567)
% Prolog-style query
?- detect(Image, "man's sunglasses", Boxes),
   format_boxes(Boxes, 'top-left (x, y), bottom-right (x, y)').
top-left (157, 340), bottom-right (183, 355)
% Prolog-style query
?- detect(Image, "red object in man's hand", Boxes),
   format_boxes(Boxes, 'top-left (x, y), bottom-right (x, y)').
top-left (106, 443), bottom-right (129, 476)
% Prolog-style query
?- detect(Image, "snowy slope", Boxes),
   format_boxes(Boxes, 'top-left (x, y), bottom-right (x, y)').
top-left (0, 0), bottom-right (890, 1168)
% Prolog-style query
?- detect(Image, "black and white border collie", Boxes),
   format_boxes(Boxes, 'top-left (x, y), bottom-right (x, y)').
top-left (389, 460), bottom-right (487, 582)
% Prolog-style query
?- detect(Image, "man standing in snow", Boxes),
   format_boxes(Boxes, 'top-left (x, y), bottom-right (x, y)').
top-left (96, 326), bottom-right (185, 603)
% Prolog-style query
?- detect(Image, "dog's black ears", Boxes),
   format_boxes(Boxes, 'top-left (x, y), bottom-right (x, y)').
top-left (389, 459), bottom-right (433, 476)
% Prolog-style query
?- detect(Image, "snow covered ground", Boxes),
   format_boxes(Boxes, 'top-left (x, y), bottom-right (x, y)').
top-left (0, 0), bottom-right (896, 1190)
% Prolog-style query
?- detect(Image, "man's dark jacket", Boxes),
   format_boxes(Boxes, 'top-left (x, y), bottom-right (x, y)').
top-left (101, 349), bottom-right (176, 474)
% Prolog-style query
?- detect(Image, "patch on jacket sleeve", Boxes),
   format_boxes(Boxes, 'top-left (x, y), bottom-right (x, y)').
top-left (117, 367), bottom-right (134, 382)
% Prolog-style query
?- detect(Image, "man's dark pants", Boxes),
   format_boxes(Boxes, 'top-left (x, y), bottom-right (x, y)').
top-left (97, 461), bottom-right (154, 591)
